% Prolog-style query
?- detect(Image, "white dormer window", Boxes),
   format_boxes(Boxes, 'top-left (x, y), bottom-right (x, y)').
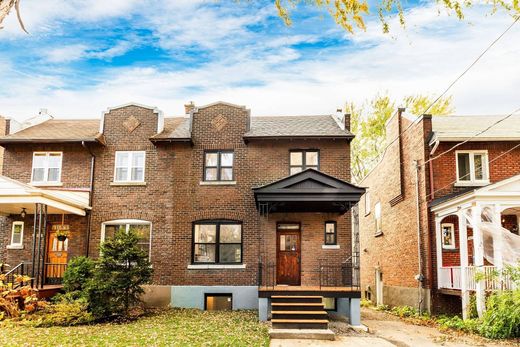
top-left (114, 151), bottom-right (146, 182)
top-left (456, 151), bottom-right (489, 185)
top-left (31, 152), bottom-right (62, 185)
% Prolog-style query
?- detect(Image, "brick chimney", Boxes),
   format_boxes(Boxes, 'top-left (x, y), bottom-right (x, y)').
top-left (344, 113), bottom-right (351, 131)
top-left (184, 101), bottom-right (195, 115)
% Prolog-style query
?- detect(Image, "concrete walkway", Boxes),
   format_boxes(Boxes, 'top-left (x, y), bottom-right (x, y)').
top-left (270, 308), bottom-right (512, 347)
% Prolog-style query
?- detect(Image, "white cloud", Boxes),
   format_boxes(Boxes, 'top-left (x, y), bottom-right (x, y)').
top-left (0, 2), bottom-right (518, 122)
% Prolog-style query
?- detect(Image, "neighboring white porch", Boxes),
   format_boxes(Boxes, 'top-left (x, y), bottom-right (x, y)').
top-left (431, 174), bottom-right (520, 319)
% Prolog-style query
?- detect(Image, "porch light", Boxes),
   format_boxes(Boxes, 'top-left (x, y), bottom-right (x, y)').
top-left (20, 208), bottom-right (26, 219)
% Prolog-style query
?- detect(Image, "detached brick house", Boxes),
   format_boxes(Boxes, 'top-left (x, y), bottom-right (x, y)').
top-left (0, 102), bottom-right (364, 327)
top-left (358, 110), bottom-right (520, 317)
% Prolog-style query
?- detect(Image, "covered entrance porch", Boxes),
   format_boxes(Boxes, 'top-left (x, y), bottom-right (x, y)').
top-left (253, 169), bottom-right (364, 326)
top-left (0, 175), bottom-right (90, 291)
top-left (431, 174), bottom-right (520, 319)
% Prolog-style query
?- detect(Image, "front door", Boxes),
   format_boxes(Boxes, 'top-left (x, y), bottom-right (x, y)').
top-left (45, 229), bottom-right (68, 284)
top-left (276, 224), bottom-right (301, 285)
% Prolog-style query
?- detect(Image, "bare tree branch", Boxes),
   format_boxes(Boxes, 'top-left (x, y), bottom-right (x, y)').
top-left (0, 0), bottom-right (28, 33)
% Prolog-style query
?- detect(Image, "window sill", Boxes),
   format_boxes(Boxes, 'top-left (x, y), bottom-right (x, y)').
top-left (6, 245), bottom-right (23, 250)
top-left (442, 247), bottom-right (457, 252)
top-left (199, 181), bottom-right (237, 186)
top-left (365, 212), bottom-right (371, 217)
top-left (187, 264), bottom-right (246, 270)
top-left (322, 245), bottom-right (340, 250)
top-left (110, 182), bottom-right (147, 186)
top-left (454, 181), bottom-right (489, 187)
top-left (30, 182), bottom-right (63, 187)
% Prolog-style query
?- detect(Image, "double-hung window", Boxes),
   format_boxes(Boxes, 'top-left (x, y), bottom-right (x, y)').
top-left (114, 151), bottom-right (146, 182)
top-left (324, 221), bottom-right (337, 245)
top-left (193, 221), bottom-right (242, 264)
top-left (31, 152), bottom-right (62, 184)
top-left (289, 150), bottom-right (319, 175)
top-left (9, 222), bottom-right (24, 248)
top-left (204, 151), bottom-right (234, 181)
top-left (456, 151), bottom-right (489, 185)
top-left (101, 220), bottom-right (152, 259)
top-left (374, 202), bottom-right (382, 236)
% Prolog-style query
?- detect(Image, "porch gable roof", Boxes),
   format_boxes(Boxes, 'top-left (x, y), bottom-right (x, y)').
top-left (253, 169), bottom-right (365, 213)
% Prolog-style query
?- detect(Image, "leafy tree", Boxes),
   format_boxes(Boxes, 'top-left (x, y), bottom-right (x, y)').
top-left (86, 228), bottom-right (153, 318)
top-left (274, 0), bottom-right (519, 34)
top-left (349, 93), bottom-right (454, 182)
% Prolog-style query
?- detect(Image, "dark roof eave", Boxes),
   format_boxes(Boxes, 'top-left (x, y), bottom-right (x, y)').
top-left (0, 137), bottom-right (105, 145)
top-left (243, 134), bottom-right (354, 141)
top-left (149, 137), bottom-right (193, 144)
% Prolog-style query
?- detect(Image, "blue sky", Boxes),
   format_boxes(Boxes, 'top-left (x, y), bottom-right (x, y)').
top-left (0, 0), bottom-right (518, 121)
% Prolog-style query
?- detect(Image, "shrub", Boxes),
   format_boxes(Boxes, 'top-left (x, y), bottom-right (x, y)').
top-left (391, 305), bottom-right (417, 318)
top-left (0, 274), bottom-right (45, 320)
top-left (86, 228), bottom-right (153, 318)
top-left (62, 256), bottom-right (95, 293)
top-left (360, 299), bottom-right (372, 307)
top-left (479, 289), bottom-right (520, 339)
top-left (24, 296), bottom-right (93, 327)
top-left (376, 304), bottom-right (389, 311)
top-left (437, 315), bottom-right (480, 333)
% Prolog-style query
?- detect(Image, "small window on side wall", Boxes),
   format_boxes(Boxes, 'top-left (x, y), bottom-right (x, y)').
top-left (10, 221), bottom-right (24, 247)
top-left (205, 293), bottom-right (232, 311)
top-left (441, 223), bottom-right (455, 249)
top-left (365, 192), bottom-right (371, 215)
top-left (324, 222), bottom-right (337, 245)
top-left (374, 202), bottom-right (382, 236)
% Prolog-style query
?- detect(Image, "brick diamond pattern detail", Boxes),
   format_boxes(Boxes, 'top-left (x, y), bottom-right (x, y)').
top-left (212, 114), bottom-right (228, 131)
top-left (123, 116), bottom-right (141, 133)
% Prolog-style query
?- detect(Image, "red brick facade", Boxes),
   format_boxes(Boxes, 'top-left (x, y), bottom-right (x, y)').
top-left (1, 103), bottom-right (355, 290)
top-left (359, 111), bottom-right (520, 315)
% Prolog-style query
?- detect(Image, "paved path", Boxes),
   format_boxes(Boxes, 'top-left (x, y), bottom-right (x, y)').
top-left (270, 308), bottom-right (514, 347)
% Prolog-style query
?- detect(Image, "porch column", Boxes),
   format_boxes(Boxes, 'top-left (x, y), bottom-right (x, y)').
top-left (434, 216), bottom-right (443, 289)
top-left (493, 204), bottom-right (504, 271)
top-left (472, 205), bottom-right (485, 317)
top-left (458, 210), bottom-right (470, 320)
top-left (258, 298), bottom-right (268, 322)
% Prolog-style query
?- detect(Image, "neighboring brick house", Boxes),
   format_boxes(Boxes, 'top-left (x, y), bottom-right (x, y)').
top-left (358, 111), bottom-right (520, 316)
top-left (0, 102), bottom-right (364, 326)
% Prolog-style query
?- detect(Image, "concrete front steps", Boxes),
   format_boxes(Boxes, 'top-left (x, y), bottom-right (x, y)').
top-left (269, 295), bottom-right (335, 340)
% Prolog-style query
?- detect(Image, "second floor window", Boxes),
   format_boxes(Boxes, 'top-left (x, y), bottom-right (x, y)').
top-left (290, 150), bottom-right (319, 175)
top-left (456, 151), bottom-right (489, 184)
top-left (204, 151), bottom-right (234, 181)
top-left (32, 152), bottom-right (62, 184)
top-left (114, 151), bottom-right (145, 182)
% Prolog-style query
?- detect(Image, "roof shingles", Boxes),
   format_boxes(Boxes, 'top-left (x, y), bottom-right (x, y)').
top-left (244, 115), bottom-right (352, 138)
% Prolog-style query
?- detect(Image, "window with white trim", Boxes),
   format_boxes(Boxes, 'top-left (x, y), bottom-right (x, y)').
top-left (101, 220), bottom-right (151, 259)
top-left (114, 151), bottom-right (146, 182)
top-left (365, 192), bottom-right (371, 215)
top-left (456, 151), bottom-right (489, 184)
top-left (10, 221), bottom-right (24, 246)
top-left (441, 223), bottom-right (455, 249)
top-left (374, 202), bottom-right (382, 235)
top-left (31, 152), bottom-right (62, 184)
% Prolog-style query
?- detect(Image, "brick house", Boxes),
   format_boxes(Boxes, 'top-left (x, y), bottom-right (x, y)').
top-left (358, 110), bottom-right (520, 317)
top-left (0, 102), bottom-right (364, 326)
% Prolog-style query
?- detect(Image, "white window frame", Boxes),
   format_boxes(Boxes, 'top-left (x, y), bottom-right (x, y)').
top-left (100, 219), bottom-right (152, 260)
top-left (441, 223), bottom-right (456, 250)
top-left (365, 192), bottom-right (371, 216)
top-left (31, 151), bottom-right (63, 185)
top-left (113, 151), bottom-right (146, 183)
top-left (8, 221), bottom-right (24, 249)
top-left (455, 150), bottom-right (489, 186)
top-left (374, 202), bottom-right (382, 236)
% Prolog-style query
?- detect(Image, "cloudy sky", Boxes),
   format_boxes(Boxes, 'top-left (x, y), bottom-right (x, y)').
top-left (0, 0), bottom-right (518, 122)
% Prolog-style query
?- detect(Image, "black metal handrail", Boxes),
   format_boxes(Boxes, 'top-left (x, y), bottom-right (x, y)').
top-left (258, 261), bottom-right (276, 289)
top-left (319, 260), bottom-right (360, 289)
top-left (2, 262), bottom-right (33, 288)
top-left (44, 263), bottom-right (68, 285)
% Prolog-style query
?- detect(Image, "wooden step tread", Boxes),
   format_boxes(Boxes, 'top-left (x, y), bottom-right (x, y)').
top-left (272, 319), bottom-right (329, 323)
top-left (272, 295), bottom-right (323, 299)
top-left (272, 303), bottom-right (323, 306)
top-left (272, 310), bottom-right (327, 315)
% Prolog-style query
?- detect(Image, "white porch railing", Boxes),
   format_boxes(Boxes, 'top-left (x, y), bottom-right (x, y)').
top-left (440, 266), bottom-right (516, 291)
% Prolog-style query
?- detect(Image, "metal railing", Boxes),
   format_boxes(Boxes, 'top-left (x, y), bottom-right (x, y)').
top-left (43, 263), bottom-right (68, 285)
top-left (1, 262), bottom-right (33, 288)
top-left (258, 261), bottom-right (276, 289)
top-left (440, 265), bottom-right (516, 291)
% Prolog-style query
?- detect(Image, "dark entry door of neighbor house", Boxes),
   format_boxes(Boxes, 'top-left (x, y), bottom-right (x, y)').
top-left (276, 224), bottom-right (301, 285)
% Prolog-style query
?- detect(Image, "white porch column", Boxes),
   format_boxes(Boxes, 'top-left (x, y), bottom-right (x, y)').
top-left (472, 205), bottom-right (485, 317)
top-left (458, 210), bottom-right (470, 320)
top-left (434, 216), bottom-right (443, 289)
top-left (493, 204), bottom-right (504, 271)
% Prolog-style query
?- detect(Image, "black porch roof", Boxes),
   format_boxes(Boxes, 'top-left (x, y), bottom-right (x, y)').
top-left (253, 169), bottom-right (365, 213)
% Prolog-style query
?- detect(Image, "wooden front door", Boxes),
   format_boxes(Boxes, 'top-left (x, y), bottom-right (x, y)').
top-left (276, 224), bottom-right (301, 285)
top-left (45, 229), bottom-right (68, 283)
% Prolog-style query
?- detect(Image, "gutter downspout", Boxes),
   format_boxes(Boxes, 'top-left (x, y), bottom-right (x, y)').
top-left (427, 137), bottom-right (439, 313)
top-left (414, 160), bottom-right (424, 314)
top-left (82, 141), bottom-right (95, 257)
top-left (429, 138), bottom-right (439, 200)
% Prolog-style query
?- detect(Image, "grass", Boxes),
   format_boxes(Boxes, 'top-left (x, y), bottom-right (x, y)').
top-left (0, 308), bottom-right (269, 347)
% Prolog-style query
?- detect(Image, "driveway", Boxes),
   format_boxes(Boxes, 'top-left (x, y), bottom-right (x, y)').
top-left (270, 308), bottom-right (515, 347)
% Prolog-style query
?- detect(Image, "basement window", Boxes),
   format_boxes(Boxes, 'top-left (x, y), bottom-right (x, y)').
top-left (205, 293), bottom-right (232, 311)
top-left (322, 297), bottom-right (336, 311)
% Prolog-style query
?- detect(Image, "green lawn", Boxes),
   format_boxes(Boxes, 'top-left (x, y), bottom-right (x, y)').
top-left (0, 309), bottom-right (269, 347)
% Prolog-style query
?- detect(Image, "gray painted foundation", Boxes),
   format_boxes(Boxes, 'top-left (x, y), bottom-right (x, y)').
top-left (383, 285), bottom-right (431, 312)
top-left (171, 286), bottom-right (258, 310)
